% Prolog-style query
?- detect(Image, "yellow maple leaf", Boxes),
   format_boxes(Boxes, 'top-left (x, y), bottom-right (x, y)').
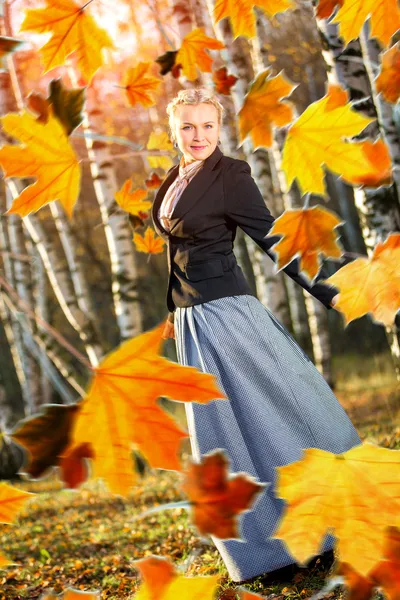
top-left (268, 206), bottom-right (343, 282)
top-left (213, 0), bottom-right (294, 39)
top-left (114, 179), bottom-right (152, 215)
top-left (238, 69), bottom-right (295, 149)
top-left (331, 0), bottom-right (400, 48)
top-left (122, 62), bottom-right (162, 108)
top-left (282, 84), bottom-right (378, 196)
top-left (0, 481), bottom-right (34, 523)
top-left (66, 322), bottom-right (227, 496)
top-left (19, 0), bottom-right (114, 83)
top-left (0, 110), bottom-right (81, 218)
top-left (376, 44), bottom-right (400, 104)
top-left (133, 226), bottom-right (165, 255)
top-left (273, 442), bottom-right (400, 578)
top-left (324, 233), bottom-right (400, 327)
top-left (133, 555), bottom-right (219, 600)
top-left (147, 131), bottom-right (175, 172)
top-left (175, 28), bottom-right (225, 81)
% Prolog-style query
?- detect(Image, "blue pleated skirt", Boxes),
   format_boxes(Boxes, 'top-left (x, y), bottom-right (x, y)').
top-left (174, 294), bottom-right (361, 582)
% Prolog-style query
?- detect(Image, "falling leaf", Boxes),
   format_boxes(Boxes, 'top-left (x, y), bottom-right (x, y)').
top-left (0, 110), bottom-right (81, 218)
top-left (267, 206), bottom-right (343, 282)
top-left (115, 179), bottom-right (152, 215)
top-left (122, 62), bottom-right (162, 108)
top-left (133, 555), bottom-right (220, 600)
top-left (324, 233), bottom-right (400, 326)
top-left (47, 78), bottom-right (86, 135)
top-left (145, 172), bottom-right (163, 189)
top-left (238, 69), bottom-right (295, 149)
top-left (155, 50), bottom-right (179, 77)
top-left (213, 66), bottom-right (238, 95)
top-left (19, 0), bottom-right (114, 83)
top-left (11, 404), bottom-right (81, 479)
top-left (0, 35), bottom-right (25, 59)
top-left (281, 84), bottom-right (378, 196)
top-left (65, 322), bottom-right (228, 496)
top-left (213, 0), bottom-right (295, 39)
top-left (273, 442), bottom-right (400, 577)
top-left (376, 44), bottom-right (400, 104)
top-left (331, 0), bottom-right (400, 48)
top-left (175, 28), bottom-right (225, 81)
top-left (59, 441), bottom-right (94, 489)
top-left (346, 138), bottom-right (393, 188)
top-left (315, 0), bottom-right (344, 19)
top-left (147, 132), bottom-right (175, 171)
top-left (181, 449), bottom-right (266, 539)
top-left (133, 226), bottom-right (166, 254)
top-left (0, 482), bottom-right (33, 523)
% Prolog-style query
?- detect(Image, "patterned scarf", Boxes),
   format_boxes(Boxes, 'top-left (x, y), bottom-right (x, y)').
top-left (159, 155), bottom-right (204, 231)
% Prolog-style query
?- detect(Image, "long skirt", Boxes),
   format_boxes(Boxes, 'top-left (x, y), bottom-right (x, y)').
top-left (174, 294), bottom-right (362, 582)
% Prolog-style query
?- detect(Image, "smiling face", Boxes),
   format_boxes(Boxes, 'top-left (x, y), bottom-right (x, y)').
top-left (173, 103), bottom-right (221, 164)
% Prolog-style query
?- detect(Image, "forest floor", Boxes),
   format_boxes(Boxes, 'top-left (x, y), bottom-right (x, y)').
top-left (0, 352), bottom-right (398, 600)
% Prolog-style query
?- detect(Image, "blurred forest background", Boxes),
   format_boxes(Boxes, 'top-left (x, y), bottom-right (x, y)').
top-left (0, 0), bottom-right (399, 478)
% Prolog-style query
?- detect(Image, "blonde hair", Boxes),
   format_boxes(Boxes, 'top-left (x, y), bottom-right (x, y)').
top-left (166, 87), bottom-right (224, 143)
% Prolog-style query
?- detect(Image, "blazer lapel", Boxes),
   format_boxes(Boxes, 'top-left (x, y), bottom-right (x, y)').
top-left (152, 145), bottom-right (224, 236)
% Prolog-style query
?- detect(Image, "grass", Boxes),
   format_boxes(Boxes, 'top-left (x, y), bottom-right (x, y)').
top-left (0, 352), bottom-right (398, 599)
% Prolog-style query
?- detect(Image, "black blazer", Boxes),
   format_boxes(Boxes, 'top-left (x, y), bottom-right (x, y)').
top-left (151, 146), bottom-right (338, 323)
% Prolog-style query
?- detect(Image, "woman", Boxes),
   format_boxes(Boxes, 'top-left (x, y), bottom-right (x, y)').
top-left (151, 87), bottom-right (361, 583)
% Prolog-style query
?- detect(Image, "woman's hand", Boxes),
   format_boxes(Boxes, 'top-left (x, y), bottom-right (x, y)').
top-left (162, 320), bottom-right (175, 340)
top-left (330, 294), bottom-right (340, 308)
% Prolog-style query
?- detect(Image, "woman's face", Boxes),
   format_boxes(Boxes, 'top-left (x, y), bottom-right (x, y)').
top-left (173, 103), bottom-right (220, 164)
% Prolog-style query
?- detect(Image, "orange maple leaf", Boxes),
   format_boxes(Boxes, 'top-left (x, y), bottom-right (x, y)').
top-left (282, 84), bottom-right (379, 196)
top-left (376, 44), bottom-right (400, 104)
top-left (122, 62), bottom-right (162, 108)
top-left (331, 0), bottom-right (400, 47)
top-left (213, 0), bottom-right (295, 39)
top-left (175, 28), bottom-right (225, 81)
top-left (337, 526), bottom-right (400, 600)
top-left (65, 322), bottom-right (228, 496)
top-left (133, 555), bottom-right (219, 599)
top-left (19, 0), bottom-right (114, 83)
top-left (324, 233), bottom-right (400, 326)
top-left (315, 0), bottom-right (344, 19)
top-left (133, 226), bottom-right (166, 254)
top-left (145, 172), bottom-right (163, 189)
top-left (346, 138), bottom-right (393, 188)
top-left (59, 442), bottom-right (94, 489)
top-left (213, 66), bottom-right (238, 95)
top-left (238, 69), bottom-right (295, 149)
top-left (0, 110), bottom-right (81, 218)
top-left (114, 179), bottom-right (152, 215)
top-left (267, 206), bottom-right (343, 282)
top-left (181, 449), bottom-right (266, 539)
top-left (274, 443), bottom-right (400, 578)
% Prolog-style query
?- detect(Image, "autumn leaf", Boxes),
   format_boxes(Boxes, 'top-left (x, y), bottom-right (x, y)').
top-left (0, 110), bottom-right (81, 218)
top-left (40, 589), bottom-right (101, 599)
top-left (65, 322), bottom-right (228, 496)
top-left (11, 404), bottom-right (81, 479)
top-left (145, 172), bottom-right (163, 189)
top-left (115, 179), bottom-right (152, 215)
top-left (133, 555), bottom-right (219, 600)
top-left (175, 28), bottom-right (225, 81)
top-left (213, 66), bottom-right (238, 95)
top-left (238, 69), bottom-right (295, 149)
top-left (0, 35), bottom-right (25, 59)
top-left (331, 0), bottom-right (400, 47)
top-left (213, 0), bottom-right (295, 39)
top-left (345, 138), bottom-right (393, 188)
top-left (315, 0), bottom-right (344, 19)
top-left (133, 226), bottom-right (166, 255)
top-left (324, 233), bottom-right (400, 326)
top-left (337, 526), bottom-right (400, 600)
top-left (181, 449), bottom-right (266, 539)
top-left (122, 62), bottom-right (162, 108)
top-left (376, 44), bottom-right (400, 104)
top-left (147, 131), bottom-right (175, 171)
top-left (19, 0), bottom-right (114, 83)
top-left (273, 442), bottom-right (400, 577)
top-left (0, 482), bottom-right (33, 523)
top-left (267, 206), bottom-right (343, 282)
top-left (59, 442), bottom-right (94, 489)
top-left (281, 84), bottom-right (378, 196)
